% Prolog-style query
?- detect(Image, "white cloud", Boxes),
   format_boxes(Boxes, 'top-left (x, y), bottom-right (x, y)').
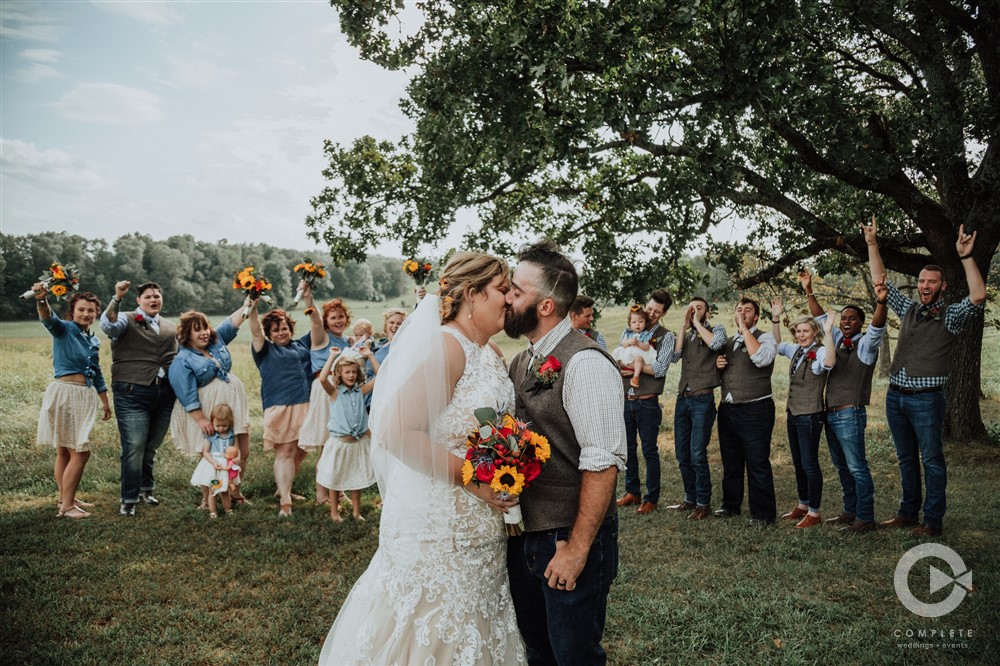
top-left (48, 83), bottom-right (163, 124)
top-left (0, 3), bottom-right (62, 41)
top-left (20, 48), bottom-right (61, 63)
top-left (165, 52), bottom-right (237, 90)
top-left (90, 0), bottom-right (181, 27)
top-left (12, 63), bottom-right (62, 83)
top-left (0, 138), bottom-right (104, 190)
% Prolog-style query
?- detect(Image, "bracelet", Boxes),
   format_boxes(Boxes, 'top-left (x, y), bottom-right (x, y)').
top-left (805, 292), bottom-right (814, 298)
top-left (876, 298), bottom-right (887, 305)
top-left (771, 319), bottom-right (780, 323)
top-left (303, 307), bottom-right (316, 316)
top-left (959, 254), bottom-right (973, 261)
top-left (113, 296), bottom-right (122, 303)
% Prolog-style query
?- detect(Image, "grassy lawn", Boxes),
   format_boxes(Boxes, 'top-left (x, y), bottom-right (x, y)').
top-left (1, 301), bottom-right (998, 665)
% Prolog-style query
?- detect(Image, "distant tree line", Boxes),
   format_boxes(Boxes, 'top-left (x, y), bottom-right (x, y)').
top-left (0, 232), bottom-right (412, 319)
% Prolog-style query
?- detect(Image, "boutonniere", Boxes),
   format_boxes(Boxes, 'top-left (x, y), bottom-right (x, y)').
top-left (806, 350), bottom-right (817, 361)
top-left (583, 329), bottom-right (594, 339)
top-left (528, 355), bottom-right (562, 395)
top-left (134, 313), bottom-right (149, 330)
top-left (928, 306), bottom-right (942, 321)
top-left (840, 336), bottom-right (855, 351)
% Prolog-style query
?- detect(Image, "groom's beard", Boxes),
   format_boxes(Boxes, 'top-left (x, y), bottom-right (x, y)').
top-left (504, 301), bottom-right (540, 339)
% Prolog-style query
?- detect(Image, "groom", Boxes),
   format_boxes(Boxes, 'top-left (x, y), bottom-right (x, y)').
top-left (504, 239), bottom-right (627, 665)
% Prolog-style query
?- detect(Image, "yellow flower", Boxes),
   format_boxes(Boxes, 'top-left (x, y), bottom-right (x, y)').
top-left (461, 459), bottom-right (474, 485)
top-left (317, 269), bottom-right (327, 278)
top-left (501, 414), bottom-right (517, 430)
top-left (530, 432), bottom-right (550, 463)
top-left (490, 465), bottom-right (525, 495)
top-left (50, 284), bottom-right (67, 297)
top-left (306, 264), bottom-right (316, 273)
top-left (293, 263), bottom-right (306, 272)
top-left (51, 265), bottom-right (66, 280)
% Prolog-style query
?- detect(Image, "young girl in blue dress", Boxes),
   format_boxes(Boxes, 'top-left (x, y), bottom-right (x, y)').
top-left (315, 349), bottom-right (379, 521)
top-left (190, 404), bottom-right (237, 518)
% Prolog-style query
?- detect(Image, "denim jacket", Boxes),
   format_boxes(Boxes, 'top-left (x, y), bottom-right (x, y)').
top-left (168, 319), bottom-right (239, 412)
top-left (42, 315), bottom-right (107, 393)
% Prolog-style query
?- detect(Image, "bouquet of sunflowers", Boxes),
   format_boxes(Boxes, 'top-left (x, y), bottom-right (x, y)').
top-left (402, 259), bottom-right (433, 285)
top-left (232, 266), bottom-right (273, 316)
top-left (462, 407), bottom-right (550, 535)
top-left (20, 261), bottom-right (81, 301)
top-left (291, 259), bottom-right (328, 307)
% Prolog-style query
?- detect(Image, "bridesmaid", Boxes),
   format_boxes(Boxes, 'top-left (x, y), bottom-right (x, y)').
top-left (249, 301), bottom-right (311, 517)
top-left (33, 285), bottom-right (112, 518)
top-left (168, 301), bottom-right (252, 505)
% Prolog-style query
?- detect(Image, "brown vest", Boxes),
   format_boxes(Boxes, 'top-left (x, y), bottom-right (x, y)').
top-left (720, 330), bottom-right (774, 403)
top-left (621, 323), bottom-right (669, 396)
top-left (676, 328), bottom-right (721, 395)
top-left (110, 313), bottom-right (177, 385)
top-left (825, 342), bottom-right (876, 408)
top-left (786, 345), bottom-right (827, 416)
top-left (889, 306), bottom-right (955, 378)
top-left (510, 331), bottom-right (619, 532)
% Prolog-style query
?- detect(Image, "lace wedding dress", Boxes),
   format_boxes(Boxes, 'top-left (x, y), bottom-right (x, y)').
top-left (319, 327), bottom-right (524, 665)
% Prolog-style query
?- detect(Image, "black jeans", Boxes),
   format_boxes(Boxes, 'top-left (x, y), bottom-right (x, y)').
top-left (717, 399), bottom-right (777, 521)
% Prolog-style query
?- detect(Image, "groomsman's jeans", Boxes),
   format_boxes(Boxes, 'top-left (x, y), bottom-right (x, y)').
top-left (885, 388), bottom-right (947, 529)
top-left (507, 515), bottom-right (618, 666)
top-left (113, 380), bottom-right (174, 504)
top-left (786, 411), bottom-right (825, 512)
top-left (623, 397), bottom-right (662, 504)
top-left (825, 406), bottom-right (876, 522)
top-left (717, 398), bottom-right (777, 522)
top-left (673, 393), bottom-right (716, 507)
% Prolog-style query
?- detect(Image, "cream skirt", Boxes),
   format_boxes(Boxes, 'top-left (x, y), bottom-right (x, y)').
top-left (36, 381), bottom-right (99, 452)
top-left (297, 379), bottom-right (330, 450)
top-left (170, 375), bottom-right (250, 458)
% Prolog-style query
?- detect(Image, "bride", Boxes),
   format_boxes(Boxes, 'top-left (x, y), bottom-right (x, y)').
top-left (319, 252), bottom-right (525, 665)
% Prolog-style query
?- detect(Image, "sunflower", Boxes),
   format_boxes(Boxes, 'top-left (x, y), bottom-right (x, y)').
top-left (490, 465), bottom-right (525, 495)
top-left (50, 284), bottom-right (67, 297)
top-left (461, 459), bottom-right (474, 485)
top-left (530, 432), bottom-right (551, 462)
top-left (293, 263), bottom-right (306, 272)
top-left (50, 265), bottom-right (66, 280)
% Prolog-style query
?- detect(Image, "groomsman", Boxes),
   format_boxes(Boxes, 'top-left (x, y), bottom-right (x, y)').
top-left (668, 297), bottom-right (726, 520)
top-left (616, 289), bottom-right (675, 514)
top-left (714, 297), bottom-right (778, 525)
top-left (569, 294), bottom-right (607, 350)
top-left (798, 269), bottom-right (887, 534)
top-left (101, 280), bottom-right (177, 517)
top-left (865, 218), bottom-right (986, 537)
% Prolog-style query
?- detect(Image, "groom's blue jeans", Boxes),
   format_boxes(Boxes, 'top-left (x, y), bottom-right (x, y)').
top-left (507, 515), bottom-right (618, 666)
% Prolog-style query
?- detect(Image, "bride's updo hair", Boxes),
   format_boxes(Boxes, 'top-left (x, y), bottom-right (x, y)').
top-left (438, 252), bottom-right (509, 324)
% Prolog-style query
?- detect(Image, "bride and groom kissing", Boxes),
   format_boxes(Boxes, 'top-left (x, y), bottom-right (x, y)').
top-left (319, 239), bottom-right (627, 665)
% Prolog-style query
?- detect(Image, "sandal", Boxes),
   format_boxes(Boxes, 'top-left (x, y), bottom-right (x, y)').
top-left (278, 503), bottom-right (293, 518)
top-left (58, 505), bottom-right (90, 519)
top-left (210, 512), bottom-right (218, 519)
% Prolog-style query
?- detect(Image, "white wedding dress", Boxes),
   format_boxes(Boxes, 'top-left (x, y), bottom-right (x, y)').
top-left (319, 327), bottom-right (524, 665)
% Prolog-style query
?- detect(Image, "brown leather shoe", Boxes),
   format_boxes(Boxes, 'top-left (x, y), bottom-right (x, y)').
top-left (688, 505), bottom-right (712, 521)
top-left (782, 506), bottom-right (808, 521)
top-left (879, 515), bottom-right (918, 529)
top-left (794, 513), bottom-right (822, 529)
top-left (824, 511), bottom-right (855, 525)
top-left (840, 520), bottom-right (877, 534)
top-left (911, 524), bottom-right (943, 538)
top-left (666, 501), bottom-right (696, 511)
top-left (617, 492), bottom-right (641, 507)
top-left (636, 501), bottom-right (657, 514)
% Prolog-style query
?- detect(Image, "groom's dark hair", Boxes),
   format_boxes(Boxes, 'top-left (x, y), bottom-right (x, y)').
top-left (517, 239), bottom-right (578, 318)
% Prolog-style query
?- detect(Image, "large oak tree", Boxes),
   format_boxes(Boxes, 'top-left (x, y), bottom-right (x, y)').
top-left (308, 0), bottom-right (998, 440)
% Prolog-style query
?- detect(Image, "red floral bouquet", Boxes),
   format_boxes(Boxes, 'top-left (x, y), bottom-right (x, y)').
top-left (233, 265), bottom-right (273, 316)
top-left (20, 261), bottom-right (80, 301)
top-left (462, 407), bottom-right (551, 535)
top-left (291, 259), bottom-right (328, 307)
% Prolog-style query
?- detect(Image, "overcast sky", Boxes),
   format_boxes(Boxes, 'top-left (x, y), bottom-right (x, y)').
top-left (1, 0), bottom-right (422, 253)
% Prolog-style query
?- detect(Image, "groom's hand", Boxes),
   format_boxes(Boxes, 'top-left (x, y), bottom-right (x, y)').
top-left (545, 540), bottom-right (587, 592)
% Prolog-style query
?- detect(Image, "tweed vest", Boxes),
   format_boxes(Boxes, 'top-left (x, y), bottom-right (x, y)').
top-left (676, 328), bottom-right (721, 395)
top-left (720, 330), bottom-right (774, 403)
top-left (786, 345), bottom-right (827, 416)
top-left (510, 331), bottom-right (618, 532)
top-left (826, 342), bottom-right (876, 408)
top-left (620, 323), bottom-right (668, 396)
top-left (110, 313), bottom-right (177, 385)
top-left (889, 306), bottom-right (955, 379)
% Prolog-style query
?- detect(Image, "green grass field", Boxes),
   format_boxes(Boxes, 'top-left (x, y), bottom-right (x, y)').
top-left (1, 301), bottom-right (998, 665)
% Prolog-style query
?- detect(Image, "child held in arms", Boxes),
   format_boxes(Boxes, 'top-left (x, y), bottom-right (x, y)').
top-left (612, 305), bottom-right (658, 388)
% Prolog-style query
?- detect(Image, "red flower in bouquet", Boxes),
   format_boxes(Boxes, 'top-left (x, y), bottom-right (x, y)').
top-left (233, 265), bottom-right (273, 315)
top-left (20, 261), bottom-right (81, 302)
top-left (461, 407), bottom-right (551, 535)
top-left (402, 259), bottom-right (433, 285)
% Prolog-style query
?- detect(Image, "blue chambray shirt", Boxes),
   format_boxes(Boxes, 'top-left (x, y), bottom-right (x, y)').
top-left (42, 314), bottom-right (108, 393)
top-left (168, 319), bottom-right (240, 412)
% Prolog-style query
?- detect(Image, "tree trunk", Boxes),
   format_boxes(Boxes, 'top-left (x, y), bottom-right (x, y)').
top-left (944, 317), bottom-right (988, 443)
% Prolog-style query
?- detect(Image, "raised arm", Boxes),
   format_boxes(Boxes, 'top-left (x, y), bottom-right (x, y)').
top-left (862, 216), bottom-right (886, 286)
top-left (226, 297), bottom-right (252, 330)
top-left (100, 279), bottom-right (131, 337)
top-left (248, 298), bottom-right (265, 353)
top-left (821, 310), bottom-right (836, 370)
top-left (33, 283), bottom-right (53, 323)
top-left (799, 269), bottom-right (824, 317)
top-left (769, 297), bottom-right (783, 344)
top-left (360, 346), bottom-right (380, 394)
top-left (317, 350), bottom-right (338, 398)
top-left (302, 282), bottom-right (328, 349)
top-left (872, 275), bottom-right (889, 328)
top-left (956, 225), bottom-right (987, 305)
